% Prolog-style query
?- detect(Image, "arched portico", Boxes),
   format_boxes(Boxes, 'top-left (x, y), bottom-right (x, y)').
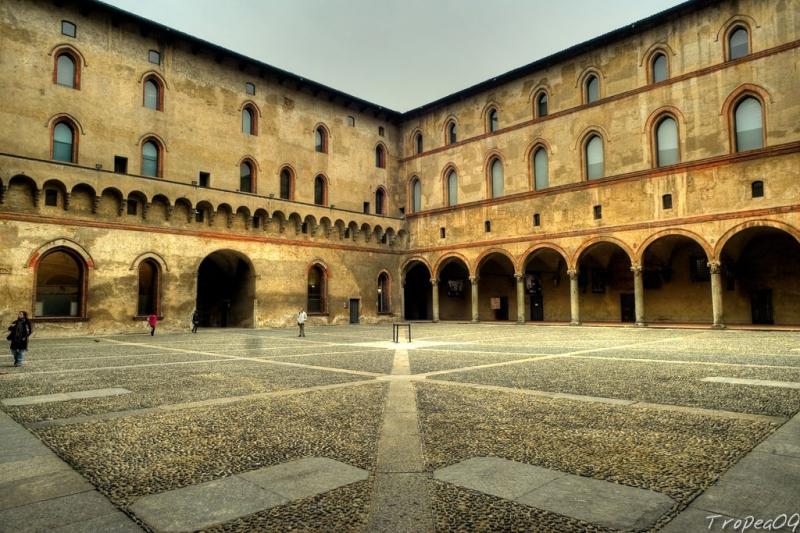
top-left (520, 246), bottom-right (570, 322)
top-left (435, 255), bottom-right (471, 321)
top-left (475, 251), bottom-right (517, 322)
top-left (196, 250), bottom-right (255, 327)
top-left (575, 241), bottom-right (634, 323)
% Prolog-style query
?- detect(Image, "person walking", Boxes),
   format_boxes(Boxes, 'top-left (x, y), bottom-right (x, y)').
top-left (7, 311), bottom-right (33, 367)
top-left (147, 313), bottom-right (158, 336)
top-left (191, 309), bottom-right (200, 334)
top-left (297, 308), bottom-right (307, 337)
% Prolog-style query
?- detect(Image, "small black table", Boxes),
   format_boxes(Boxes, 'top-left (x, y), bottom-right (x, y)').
top-left (392, 322), bottom-right (412, 343)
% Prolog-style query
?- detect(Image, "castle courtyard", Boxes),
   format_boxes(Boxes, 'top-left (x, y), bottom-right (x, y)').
top-left (1, 323), bottom-right (798, 532)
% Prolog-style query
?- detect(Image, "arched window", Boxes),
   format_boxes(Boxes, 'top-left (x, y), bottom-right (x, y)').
top-left (375, 144), bottom-right (386, 168)
top-left (447, 169), bottom-right (457, 207)
top-left (141, 140), bottom-right (160, 177)
top-left (35, 249), bottom-right (85, 317)
top-left (533, 147), bottom-right (548, 190)
top-left (536, 92), bottom-right (548, 117)
top-left (239, 161), bottom-right (254, 193)
top-left (279, 168), bottom-right (293, 200)
top-left (242, 106), bottom-right (257, 135)
top-left (52, 121), bottom-right (76, 163)
top-left (655, 116), bottom-right (679, 166)
top-left (307, 265), bottom-right (326, 313)
top-left (487, 108), bottom-right (499, 133)
top-left (55, 52), bottom-right (78, 88)
top-left (585, 74), bottom-right (599, 104)
top-left (377, 272), bottom-right (390, 313)
top-left (585, 135), bottom-right (604, 180)
top-left (137, 259), bottom-right (159, 316)
top-left (728, 26), bottom-right (749, 60)
top-left (375, 187), bottom-right (385, 215)
top-left (411, 178), bottom-right (421, 213)
top-left (651, 53), bottom-right (668, 83)
top-left (315, 126), bottom-right (328, 153)
top-left (143, 77), bottom-right (162, 110)
top-left (490, 158), bottom-right (504, 198)
top-left (734, 96), bottom-right (763, 152)
top-left (415, 132), bottom-right (423, 154)
top-left (447, 121), bottom-right (457, 144)
top-left (314, 175), bottom-right (327, 205)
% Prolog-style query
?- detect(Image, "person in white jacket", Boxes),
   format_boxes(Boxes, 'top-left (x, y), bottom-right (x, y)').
top-left (297, 309), bottom-right (307, 337)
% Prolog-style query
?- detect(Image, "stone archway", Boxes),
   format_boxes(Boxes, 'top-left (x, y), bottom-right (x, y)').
top-left (436, 257), bottom-right (471, 321)
top-left (196, 250), bottom-right (255, 327)
top-left (521, 247), bottom-right (570, 322)
top-left (576, 241), bottom-right (633, 323)
top-left (403, 261), bottom-right (432, 320)
top-left (476, 252), bottom-right (517, 321)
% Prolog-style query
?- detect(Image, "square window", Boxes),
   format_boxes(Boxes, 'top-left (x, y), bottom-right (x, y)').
top-left (245, 82), bottom-right (255, 95)
top-left (439, 227), bottom-right (446, 238)
top-left (127, 199), bottom-right (138, 215)
top-left (114, 156), bottom-right (128, 174)
top-left (593, 205), bottom-right (602, 220)
top-left (662, 194), bottom-right (673, 209)
top-left (148, 50), bottom-right (161, 65)
top-left (347, 115), bottom-right (355, 127)
top-left (533, 213), bottom-right (541, 226)
top-left (379, 126), bottom-right (385, 137)
top-left (751, 181), bottom-right (764, 198)
top-left (484, 220), bottom-right (491, 233)
top-left (199, 172), bottom-right (210, 187)
top-left (363, 202), bottom-right (370, 214)
top-left (61, 21), bottom-right (76, 38)
top-left (44, 189), bottom-right (58, 206)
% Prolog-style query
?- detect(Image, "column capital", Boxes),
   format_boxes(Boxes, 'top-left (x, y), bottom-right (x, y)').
top-left (630, 264), bottom-right (643, 274)
top-left (469, 276), bottom-right (479, 285)
top-left (430, 278), bottom-right (438, 286)
top-left (707, 260), bottom-right (722, 274)
top-left (514, 273), bottom-right (524, 281)
top-left (567, 268), bottom-right (579, 280)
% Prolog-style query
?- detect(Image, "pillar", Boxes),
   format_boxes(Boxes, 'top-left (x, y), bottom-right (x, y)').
top-left (400, 281), bottom-right (406, 320)
top-left (470, 276), bottom-right (479, 323)
top-left (431, 279), bottom-right (440, 323)
top-left (631, 264), bottom-right (645, 327)
top-left (709, 261), bottom-right (725, 328)
top-left (568, 268), bottom-right (580, 325)
top-left (515, 273), bottom-right (525, 324)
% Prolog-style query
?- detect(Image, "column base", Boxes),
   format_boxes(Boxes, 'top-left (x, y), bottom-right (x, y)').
top-left (516, 320), bottom-right (525, 325)
top-left (569, 321), bottom-right (581, 326)
top-left (711, 323), bottom-right (727, 329)
top-left (635, 321), bottom-right (647, 327)
top-left (471, 319), bottom-right (479, 323)
top-left (432, 319), bottom-right (439, 323)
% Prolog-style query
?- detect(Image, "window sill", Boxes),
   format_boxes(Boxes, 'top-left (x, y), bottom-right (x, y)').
top-left (133, 315), bottom-right (164, 320)
top-left (378, 312), bottom-right (394, 316)
top-left (32, 316), bottom-right (88, 323)
top-left (307, 312), bottom-right (329, 317)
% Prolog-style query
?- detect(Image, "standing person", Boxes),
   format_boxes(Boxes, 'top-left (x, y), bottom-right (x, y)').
top-left (191, 309), bottom-right (200, 333)
top-left (297, 308), bottom-right (307, 337)
top-left (147, 313), bottom-right (158, 336)
top-left (7, 311), bottom-right (33, 367)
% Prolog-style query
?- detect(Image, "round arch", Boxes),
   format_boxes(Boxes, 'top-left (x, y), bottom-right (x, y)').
top-left (636, 229), bottom-right (712, 263)
top-left (572, 236), bottom-right (634, 269)
top-left (129, 251), bottom-right (169, 272)
top-left (196, 249), bottom-right (256, 328)
top-left (518, 243), bottom-right (569, 272)
top-left (433, 252), bottom-right (471, 279)
top-left (474, 247), bottom-right (517, 275)
top-left (27, 238), bottom-right (94, 269)
top-left (714, 220), bottom-right (800, 260)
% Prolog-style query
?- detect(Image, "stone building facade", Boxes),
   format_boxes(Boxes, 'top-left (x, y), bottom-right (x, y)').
top-left (0, 0), bottom-right (798, 334)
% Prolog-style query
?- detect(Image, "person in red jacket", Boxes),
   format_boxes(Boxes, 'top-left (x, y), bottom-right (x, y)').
top-left (147, 313), bottom-right (158, 336)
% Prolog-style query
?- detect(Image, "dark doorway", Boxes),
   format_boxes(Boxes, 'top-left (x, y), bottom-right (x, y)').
top-left (197, 250), bottom-right (255, 327)
top-left (751, 289), bottom-right (773, 324)
top-left (403, 262), bottom-right (432, 320)
top-left (349, 299), bottom-right (360, 324)
top-left (438, 259), bottom-right (470, 321)
top-left (620, 293), bottom-right (635, 322)
top-left (495, 296), bottom-right (509, 320)
top-left (528, 275), bottom-right (544, 321)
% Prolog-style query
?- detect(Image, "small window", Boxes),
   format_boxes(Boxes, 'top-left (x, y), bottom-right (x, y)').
top-left (487, 108), bottom-right (499, 133)
top-left (45, 189), bottom-right (58, 206)
top-left (651, 53), bottom-right (668, 83)
top-left (662, 194), bottom-right (673, 209)
top-left (52, 121), bottom-right (75, 162)
top-left (585, 74), bottom-right (599, 104)
top-left (375, 188), bottom-right (385, 215)
top-left (593, 205), bottom-right (602, 220)
top-left (314, 175), bottom-right (326, 206)
top-left (347, 115), bottom-right (356, 127)
top-left (114, 156), bottom-right (128, 174)
top-left (279, 169), bottom-right (293, 200)
top-left (239, 161), bottom-right (254, 193)
top-left (447, 121), bottom-right (457, 144)
top-left (199, 172), bottom-right (210, 187)
top-left (148, 50), bottom-right (161, 65)
top-left (439, 227), bottom-right (446, 239)
top-left (55, 52), bottom-right (77, 88)
top-left (363, 202), bottom-right (370, 214)
top-left (141, 140), bottom-right (160, 177)
top-left (315, 126), bottom-right (327, 153)
top-left (245, 82), bottom-right (255, 95)
top-left (728, 27), bottom-right (749, 60)
top-left (144, 78), bottom-right (161, 110)
top-left (689, 256), bottom-right (711, 282)
top-left (375, 144), bottom-right (386, 168)
top-left (242, 107), bottom-right (256, 135)
top-left (415, 133), bottom-right (423, 154)
top-left (490, 158), bottom-right (503, 198)
top-left (61, 21), bottom-right (76, 37)
top-left (447, 169), bottom-right (457, 207)
top-left (533, 147), bottom-right (548, 190)
top-left (533, 213), bottom-right (540, 227)
top-left (411, 178), bottom-right (421, 213)
top-left (655, 116), bottom-right (679, 166)
top-left (484, 220), bottom-right (491, 233)
top-left (751, 180), bottom-right (764, 198)
top-left (734, 97), bottom-right (763, 152)
top-left (536, 92), bottom-right (548, 117)
top-left (585, 135), bottom-right (604, 180)
top-left (379, 126), bottom-right (385, 137)
top-left (127, 199), bottom-right (138, 215)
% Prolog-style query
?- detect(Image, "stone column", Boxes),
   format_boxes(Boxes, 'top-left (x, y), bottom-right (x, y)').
top-left (568, 269), bottom-right (580, 326)
top-left (470, 276), bottom-right (479, 323)
top-left (709, 261), bottom-right (725, 328)
top-left (631, 264), bottom-right (645, 327)
top-left (431, 279), bottom-right (440, 323)
top-left (515, 273), bottom-right (525, 324)
top-left (400, 281), bottom-right (406, 320)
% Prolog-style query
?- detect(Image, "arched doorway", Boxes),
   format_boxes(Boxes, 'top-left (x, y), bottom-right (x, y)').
top-left (137, 259), bottom-right (160, 317)
top-left (196, 250), bottom-right (255, 327)
top-left (403, 261), bottom-right (432, 320)
top-left (476, 252), bottom-right (516, 321)
top-left (641, 235), bottom-right (711, 324)
top-left (719, 226), bottom-right (800, 325)
top-left (577, 242), bottom-right (633, 322)
top-left (437, 257), bottom-right (470, 321)
top-left (521, 247), bottom-right (569, 322)
top-left (35, 248), bottom-right (86, 317)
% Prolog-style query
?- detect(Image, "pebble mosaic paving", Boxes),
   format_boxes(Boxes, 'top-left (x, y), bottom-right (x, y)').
top-left (0, 324), bottom-right (798, 532)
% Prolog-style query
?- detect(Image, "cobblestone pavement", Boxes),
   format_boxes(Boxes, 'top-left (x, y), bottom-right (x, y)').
top-left (1, 324), bottom-right (799, 532)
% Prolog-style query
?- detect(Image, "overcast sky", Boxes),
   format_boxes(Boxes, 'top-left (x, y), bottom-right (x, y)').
top-left (103, 0), bottom-right (685, 112)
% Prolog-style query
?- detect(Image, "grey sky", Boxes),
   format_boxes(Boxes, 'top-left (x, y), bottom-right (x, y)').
top-left (103, 0), bottom-right (685, 112)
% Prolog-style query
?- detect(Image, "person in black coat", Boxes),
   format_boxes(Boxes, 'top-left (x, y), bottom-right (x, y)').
top-left (7, 311), bottom-right (33, 367)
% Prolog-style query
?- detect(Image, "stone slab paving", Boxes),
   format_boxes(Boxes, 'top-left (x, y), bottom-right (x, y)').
top-left (130, 458), bottom-right (367, 532)
top-left (434, 457), bottom-right (675, 530)
top-left (0, 411), bottom-right (141, 533)
top-left (2, 387), bottom-right (131, 406)
top-left (702, 376), bottom-right (800, 389)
